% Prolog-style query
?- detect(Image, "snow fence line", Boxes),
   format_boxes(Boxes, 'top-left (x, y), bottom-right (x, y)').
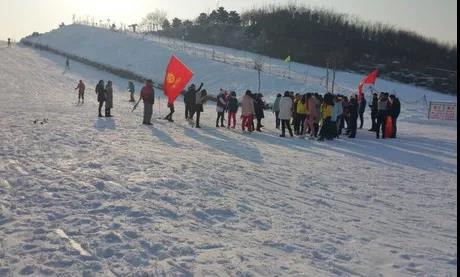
top-left (20, 38), bottom-right (219, 103)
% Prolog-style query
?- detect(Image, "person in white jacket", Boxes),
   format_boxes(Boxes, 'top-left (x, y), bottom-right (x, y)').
top-left (216, 89), bottom-right (228, 127)
top-left (334, 96), bottom-right (344, 137)
top-left (279, 91), bottom-right (294, 137)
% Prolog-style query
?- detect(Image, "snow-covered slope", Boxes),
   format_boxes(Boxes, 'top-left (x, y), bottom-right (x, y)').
top-left (0, 42), bottom-right (457, 276)
top-left (24, 24), bottom-right (456, 104)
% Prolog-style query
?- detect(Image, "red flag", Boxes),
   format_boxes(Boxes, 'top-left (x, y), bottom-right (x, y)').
top-left (358, 69), bottom-right (379, 100)
top-left (163, 55), bottom-right (194, 104)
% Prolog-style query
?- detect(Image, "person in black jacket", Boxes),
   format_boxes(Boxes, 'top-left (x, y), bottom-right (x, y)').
top-left (95, 80), bottom-right (105, 117)
top-left (195, 89), bottom-right (207, 128)
top-left (359, 96), bottom-right (367, 129)
top-left (254, 93), bottom-right (265, 132)
top-left (184, 83), bottom-right (203, 120)
top-left (376, 93), bottom-right (389, 139)
top-left (348, 96), bottom-right (359, 138)
top-left (389, 95), bottom-right (401, 138)
top-left (368, 93), bottom-right (378, 131)
top-left (227, 91), bottom-right (239, 129)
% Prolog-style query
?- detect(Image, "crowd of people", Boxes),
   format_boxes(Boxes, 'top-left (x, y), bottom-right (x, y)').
top-left (180, 82), bottom-right (401, 140)
top-left (75, 79), bottom-right (401, 140)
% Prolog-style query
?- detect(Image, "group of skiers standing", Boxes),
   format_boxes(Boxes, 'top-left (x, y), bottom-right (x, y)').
top-left (272, 91), bottom-right (400, 140)
top-left (196, 87), bottom-right (401, 140)
top-left (272, 91), bottom-right (361, 140)
top-left (183, 84), bottom-right (267, 132)
top-left (75, 78), bottom-right (401, 140)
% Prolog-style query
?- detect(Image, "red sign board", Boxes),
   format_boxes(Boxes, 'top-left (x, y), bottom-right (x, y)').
top-left (429, 102), bottom-right (457, 121)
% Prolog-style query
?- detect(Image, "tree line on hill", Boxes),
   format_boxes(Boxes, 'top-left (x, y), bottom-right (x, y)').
top-left (142, 5), bottom-right (457, 94)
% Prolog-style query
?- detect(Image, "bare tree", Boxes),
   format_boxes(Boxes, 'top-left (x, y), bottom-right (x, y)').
top-left (142, 10), bottom-right (168, 32)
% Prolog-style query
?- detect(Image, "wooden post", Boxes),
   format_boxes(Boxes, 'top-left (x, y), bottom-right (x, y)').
top-left (332, 69), bottom-right (336, 94)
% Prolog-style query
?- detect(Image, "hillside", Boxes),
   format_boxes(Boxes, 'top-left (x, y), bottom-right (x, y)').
top-left (0, 39), bottom-right (457, 276)
top-left (22, 24), bottom-right (456, 105)
top-left (158, 6), bottom-right (457, 95)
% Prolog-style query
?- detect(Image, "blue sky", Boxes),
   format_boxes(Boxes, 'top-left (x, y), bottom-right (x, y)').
top-left (0, 0), bottom-right (457, 43)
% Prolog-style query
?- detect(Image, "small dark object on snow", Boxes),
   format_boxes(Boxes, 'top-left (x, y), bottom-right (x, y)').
top-left (38, 118), bottom-right (49, 125)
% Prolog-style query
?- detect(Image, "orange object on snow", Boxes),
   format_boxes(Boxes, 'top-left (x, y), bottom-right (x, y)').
top-left (385, 116), bottom-right (394, 138)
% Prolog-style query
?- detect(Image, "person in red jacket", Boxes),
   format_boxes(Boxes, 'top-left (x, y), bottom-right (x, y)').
top-left (139, 79), bottom-right (155, 125)
top-left (75, 80), bottom-right (85, 105)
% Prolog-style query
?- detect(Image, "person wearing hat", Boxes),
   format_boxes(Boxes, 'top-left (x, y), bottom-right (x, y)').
top-left (140, 79), bottom-right (155, 125)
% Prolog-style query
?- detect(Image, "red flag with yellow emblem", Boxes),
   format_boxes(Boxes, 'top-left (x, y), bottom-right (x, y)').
top-left (163, 55), bottom-right (194, 104)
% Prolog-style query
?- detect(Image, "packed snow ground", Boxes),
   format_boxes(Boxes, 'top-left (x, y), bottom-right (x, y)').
top-left (24, 24), bottom-right (457, 103)
top-left (0, 44), bottom-right (458, 276)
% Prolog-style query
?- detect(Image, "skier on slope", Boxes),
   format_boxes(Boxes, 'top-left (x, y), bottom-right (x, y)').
top-left (75, 80), bottom-right (86, 105)
top-left (65, 58), bottom-right (70, 70)
top-left (95, 80), bottom-right (106, 117)
top-left (128, 81), bottom-right (136, 102)
top-left (7, 38), bottom-right (11, 47)
top-left (139, 79), bottom-right (155, 125)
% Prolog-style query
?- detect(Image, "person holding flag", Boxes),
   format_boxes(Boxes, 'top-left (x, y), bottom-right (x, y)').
top-left (163, 55), bottom-right (194, 124)
top-left (164, 101), bottom-right (175, 122)
top-left (357, 69), bottom-right (378, 130)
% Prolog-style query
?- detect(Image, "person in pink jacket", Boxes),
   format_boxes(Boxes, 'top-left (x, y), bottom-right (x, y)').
top-left (241, 90), bottom-right (255, 132)
top-left (304, 93), bottom-right (318, 139)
